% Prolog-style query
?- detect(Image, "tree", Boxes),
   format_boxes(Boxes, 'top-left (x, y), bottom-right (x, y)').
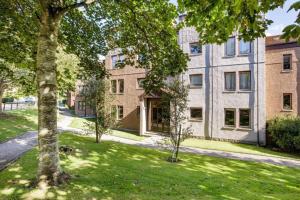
top-left (282, 1), bottom-right (300, 43)
top-left (161, 76), bottom-right (192, 162)
top-left (177, 0), bottom-right (299, 44)
top-left (1, 1), bottom-right (188, 185)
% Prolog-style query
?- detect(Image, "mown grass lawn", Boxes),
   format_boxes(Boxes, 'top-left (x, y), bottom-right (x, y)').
top-left (70, 117), bottom-right (145, 141)
top-left (0, 133), bottom-right (300, 200)
top-left (182, 138), bottom-right (300, 160)
top-left (0, 109), bottom-right (38, 142)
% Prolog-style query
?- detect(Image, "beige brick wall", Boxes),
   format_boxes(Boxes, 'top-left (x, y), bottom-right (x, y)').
top-left (266, 46), bottom-right (300, 119)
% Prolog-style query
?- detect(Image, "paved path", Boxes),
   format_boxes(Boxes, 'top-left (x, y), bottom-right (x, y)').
top-left (1, 113), bottom-right (300, 170)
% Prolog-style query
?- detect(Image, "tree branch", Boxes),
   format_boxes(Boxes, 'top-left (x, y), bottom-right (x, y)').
top-left (61, 0), bottom-right (96, 13)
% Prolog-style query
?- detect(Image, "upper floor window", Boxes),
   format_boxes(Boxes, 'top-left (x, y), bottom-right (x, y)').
top-left (283, 54), bottom-right (292, 70)
top-left (239, 109), bottom-right (250, 128)
top-left (283, 93), bottom-right (292, 110)
top-left (190, 42), bottom-right (202, 55)
top-left (111, 54), bottom-right (125, 69)
top-left (224, 72), bottom-right (236, 91)
top-left (239, 39), bottom-right (251, 55)
top-left (118, 79), bottom-right (124, 94)
top-left (225, 37), bottom-right (235, 57)
top-left (137, 78), bottom-right (145, 89)
top-left (111, 80), bottom-right (117, 94)
top-left (239, 71), bottom-right (251, 91)
top-left (189, 74), bottom-right (202, 88)
top-left (190, 108), bottom-right (203, 121)
top-left (117, 105), bottom-right (124, 119)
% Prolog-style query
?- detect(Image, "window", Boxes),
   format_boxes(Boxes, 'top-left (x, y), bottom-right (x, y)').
top-left (239, 39), bottom-right (251, 55)
top-left (137, 54), bottom-right (146, 62)
top-left (239, 109), bottom-right (250, 128)
top-left (111, 80), bottom-right (117, 94)
top-left (137, 78), bottom-right (145, 89)
top-left (283, 54), bottom-right (292, 70)
top-left (111, 55), bottom-right (118, 68)
top-left (190, 42), bottom-right (202, 55)
top-left (225, 37), bottom-right (235, 56)
top-left (78, 101), bottom-right (86, 111)
top-left (190, 74), bottom-right (202, 87)
top-left (283, 93), bottom-right (292, 110)
top-left (118, 79), bottom-right (124, 94)
top-left (224, 72), bottom-right (236, 91)
top-left (190, 108), bottom-right (202, 121)
top-left (117, 105), bottom-right (124, 119)
top-left (224, 109), bottom-right (235, 127)
top-left (111, 54), bottom-right (125, 69)
top-left (239, 71), bottom-right (251, 91)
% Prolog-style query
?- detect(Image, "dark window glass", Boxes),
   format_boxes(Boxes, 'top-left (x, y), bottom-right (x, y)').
top-left (190, 108), bottom-right (202, 120)
top-left (225, 109), bottom-right (235, 127)
top-left (225, 37), bottom-right (235, 56)
top-left (283, 93), bottom-right (292, 110)
top-left (190, 74), bottom-right (202, 87)
top-left (111, 80), bottom-right (117, 94)
top-left (118, 79), bottom-right (124, 94)
top-left (239, 71), bottom-right (251, 90)
top-left (190, 43), bottom-right (202, 54)
top-left (224, 72), bottom-right (236, 91)
top-left (283, 54), bottom-right (292, 70)
top-left (137, 78), bottom-right (145, 89)
top-left (239, 109), bottom-right (250, 128)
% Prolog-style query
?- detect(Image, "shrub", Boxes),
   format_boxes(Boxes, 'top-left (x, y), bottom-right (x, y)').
top-left (267, 116), bottom-right (300, 151)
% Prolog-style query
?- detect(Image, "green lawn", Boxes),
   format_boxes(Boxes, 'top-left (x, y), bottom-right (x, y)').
top-left (0, 133), bottom-right (299, 200)
top-left (70, 117), bottom-right (145, 141)
top-left (0, 109), bottom-right (38, 142)
top-left (182, 138), bottom-right (300, 160)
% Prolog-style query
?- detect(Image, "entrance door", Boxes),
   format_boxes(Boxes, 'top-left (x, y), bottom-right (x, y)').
top-left (151, 106), bottom-right (169, 133)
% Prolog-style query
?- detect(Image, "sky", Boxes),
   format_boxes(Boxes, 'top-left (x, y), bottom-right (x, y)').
top-left (170, 0), bottom-right (298, 36)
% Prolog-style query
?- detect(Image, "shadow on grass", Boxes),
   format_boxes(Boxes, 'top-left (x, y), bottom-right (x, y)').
top-left (0, 133), bottom-right (299, 199)
top-left (0, 109), bottom-right (38, 142)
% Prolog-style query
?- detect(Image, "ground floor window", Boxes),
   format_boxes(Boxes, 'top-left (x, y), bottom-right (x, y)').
top-left (283, 93), bottom-right (292, 110)
top-left (117, 105), bottom-right (124, 120)
top-left (239, 109), bottom-right (251, 128)
top-left (78, 101), bottom-right (86, 111)
top-left (224, 109), bottom-right (235, 127)
top-left (190, 107), bottom-right (202, 121)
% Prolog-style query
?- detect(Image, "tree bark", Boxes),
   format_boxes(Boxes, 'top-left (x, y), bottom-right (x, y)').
top-left (36, 7), bottom-right (64, 185)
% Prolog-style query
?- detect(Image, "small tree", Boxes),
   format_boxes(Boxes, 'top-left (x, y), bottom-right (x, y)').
top-left (82, 76), bottom-right (117, 143)
top-left (161, 76), bottom-right (192, 162)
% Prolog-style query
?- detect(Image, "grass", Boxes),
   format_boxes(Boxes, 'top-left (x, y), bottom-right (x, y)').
top-left (0, 133), bottom-right (300, 200)
top-left (0, 109), bottom-right (38, 142)
top-left (70, 117), bottom-right (145, 141)
top-left (182, 138), bottom-right (300, 160)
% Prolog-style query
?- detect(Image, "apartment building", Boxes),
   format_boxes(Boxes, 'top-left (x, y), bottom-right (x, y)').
top-left (266, 36), bottom-right (300, 119)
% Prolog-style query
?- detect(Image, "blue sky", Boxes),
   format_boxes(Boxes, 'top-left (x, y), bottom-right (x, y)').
top-left (170, 0), bottom-right (297, 36)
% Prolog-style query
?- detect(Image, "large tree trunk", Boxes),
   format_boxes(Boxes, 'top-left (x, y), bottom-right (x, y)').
top-left (36, 7), bottom-right (65, 185)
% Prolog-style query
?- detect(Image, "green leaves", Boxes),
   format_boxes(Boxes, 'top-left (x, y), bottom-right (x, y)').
top-left (178, 0), bottom-right (285, 44)
top-left (281, 1), bottom-right (300, 44)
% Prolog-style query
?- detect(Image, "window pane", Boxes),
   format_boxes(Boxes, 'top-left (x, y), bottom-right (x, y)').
top-left (190, 108), bottom-right (202, 120)
top-left (239, 40), bottom-right (250, 54)
top-left (111, 80), bottom-right (117, 93)
top-left (190, 43), bottom-right (202, 54)
top-left (283, 94), bottom-right (292, 110)
top-left (137, 78), bottom-right (145, 88)
top-left (283, 54), bottom-right (291, 70)
top-left (239, 109), bottom-right (250, 128)
top-left (225, 109), bottom-right (235, 127)
top-left (190, 74), bottom-right (202, 87)
top-left (119, 54), bottom-right (125, 63)
top-left (118, 79), bottom-right (124, 93)
top-left (111, 55), bottom-right (118, 68)
top-left (117, 106), bottom-right (123, 119)
top-left (239, 71), bottom-right (251, 90)
top-left (225, 37), bottom-right (235, 56)
top-left (224, 72), bottom-right (236, 91)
